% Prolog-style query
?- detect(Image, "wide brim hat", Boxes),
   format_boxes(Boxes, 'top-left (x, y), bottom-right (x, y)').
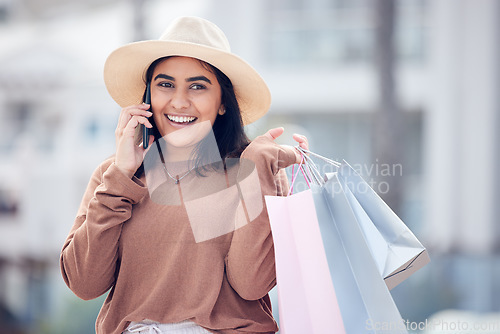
top-left (104, 16), bottom-right (271, 125)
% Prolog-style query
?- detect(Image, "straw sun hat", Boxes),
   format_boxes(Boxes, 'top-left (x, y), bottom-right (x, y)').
top-left (103, 16), bottom-right (271, 125)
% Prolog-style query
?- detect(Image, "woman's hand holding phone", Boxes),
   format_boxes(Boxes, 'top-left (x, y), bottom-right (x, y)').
top-left (114, 104), bottom-right (153, 178)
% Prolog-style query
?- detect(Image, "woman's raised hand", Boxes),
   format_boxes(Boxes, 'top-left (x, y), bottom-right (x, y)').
top-left (114, 104), bottom-right (153, 178)
top-left (263, 127), bottom-right (309, 164)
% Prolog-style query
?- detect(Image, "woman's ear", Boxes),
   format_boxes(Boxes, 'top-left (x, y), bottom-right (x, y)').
top-left (218, 105), bottom-right (226, 115)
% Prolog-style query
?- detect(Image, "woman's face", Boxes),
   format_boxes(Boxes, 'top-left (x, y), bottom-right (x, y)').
top-left (150, 56), bottom-right (222, 140)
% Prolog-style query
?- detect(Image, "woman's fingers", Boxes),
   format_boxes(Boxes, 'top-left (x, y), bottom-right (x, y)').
top-left (263, 127), bottom-right (309, 164)
top-left (117, 104), bottom-right (150, 126)
top-left (292, 133), bottom-right (309, 150)
top-left (291, 133), bottom-right (309, 164)
top-left (116, 104), bottom-right (152, 137)
top-left (114, 105), bottom-right (154, 178)
top-left (264, 128), bottom-right (308, 150)
top-left (119, 104), bottom-right (152, 129)
top-left (122, 115), bottom-right (153, 135)
top-left (264, 127), bottom-right (285, 141)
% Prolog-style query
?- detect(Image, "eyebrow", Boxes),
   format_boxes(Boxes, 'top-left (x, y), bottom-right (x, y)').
top-left (154, 74), bottom-right (175, 81)
top-left (186, 76), bottom-right (212, 84)
top-left (153, 74), bottom-right (212, 85)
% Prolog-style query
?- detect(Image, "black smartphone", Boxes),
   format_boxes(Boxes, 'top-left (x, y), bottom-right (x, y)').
top-left (143, 82), bottom-right (151, 149)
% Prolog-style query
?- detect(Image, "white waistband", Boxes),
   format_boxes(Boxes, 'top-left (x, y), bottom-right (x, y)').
top-left (124, 319), bottom-right (211, 334)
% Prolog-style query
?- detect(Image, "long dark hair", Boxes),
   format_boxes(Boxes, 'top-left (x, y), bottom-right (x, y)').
top-left (134, 56), bottom-right (250, 178)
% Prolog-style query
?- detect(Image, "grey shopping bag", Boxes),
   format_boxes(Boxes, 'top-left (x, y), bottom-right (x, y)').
top-left (312, 176), bottom-right (408, 333)
top-left (297, 147), bottom-right (430, 290)
top-left (337, 161), bottom-right (430, 290)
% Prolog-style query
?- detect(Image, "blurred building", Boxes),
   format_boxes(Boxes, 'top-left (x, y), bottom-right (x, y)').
top-left (0, 0), bottom-right (499, 332)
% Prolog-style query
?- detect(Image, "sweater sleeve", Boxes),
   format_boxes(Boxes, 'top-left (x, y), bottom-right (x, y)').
top-left (225, 135), bottom-right (297, 300)
top-left (60, 159), bottom-right (148, 300)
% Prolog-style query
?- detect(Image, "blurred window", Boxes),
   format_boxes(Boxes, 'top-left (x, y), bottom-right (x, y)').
top-left (84, 117), bottom-right (99, 141)
top-left (265, 0), bottom-right (428, 66)
top-left (0, 6), bottom-right (7, 22)
top-left (0, 0), bottom-right (11, 23)
top-left (0, 188), bottom-right (18, 217)
top-left (0, 102), bottom-right (31, 152)
top-left (0, 101), bottom-right (58, 153)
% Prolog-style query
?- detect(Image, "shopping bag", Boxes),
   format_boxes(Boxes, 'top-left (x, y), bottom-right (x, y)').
top-left (297, 147), bottom-right (430, 290)
top-left (265, 169), bottom-right (346, 333)
top-left (313, 176), bottom-right (408, 333)
top-left (337, 160), bottom-right (430, 289)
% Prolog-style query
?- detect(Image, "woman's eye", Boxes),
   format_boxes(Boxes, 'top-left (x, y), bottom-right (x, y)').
top-left (191, 83), bottom-right (206, 90)
top-left (159, 82), bottom-right (173, 88)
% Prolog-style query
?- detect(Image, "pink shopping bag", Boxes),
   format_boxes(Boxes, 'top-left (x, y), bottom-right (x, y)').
top-left (265, 189), bottom-right (346, 334)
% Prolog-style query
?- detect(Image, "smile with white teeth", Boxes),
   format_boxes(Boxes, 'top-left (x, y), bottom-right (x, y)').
top-left (166, 115), bottom-right (197, 123)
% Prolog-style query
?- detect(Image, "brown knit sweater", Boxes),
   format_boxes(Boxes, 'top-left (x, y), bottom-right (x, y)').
top-left (60, 135), bottom-right (297, 334)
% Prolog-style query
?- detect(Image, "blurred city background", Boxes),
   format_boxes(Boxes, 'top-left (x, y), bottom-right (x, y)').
top-left (0, 0), bottom-right (499, 333)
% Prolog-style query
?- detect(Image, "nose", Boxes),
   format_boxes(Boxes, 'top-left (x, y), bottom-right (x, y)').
top-left (170, 88), bottom-right (190, 110)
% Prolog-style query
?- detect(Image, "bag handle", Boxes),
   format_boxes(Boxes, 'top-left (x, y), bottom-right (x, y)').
top-left (297, 147), bottom-right (341, 168)
top-left (287, 148), bottom-right (342, 194)
top-left (288, 154), bottom-right (309, 196)
top-left (295, 147), bottom-right (341, 186)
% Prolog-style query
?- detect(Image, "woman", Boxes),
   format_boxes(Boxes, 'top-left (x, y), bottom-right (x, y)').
top-left (60, 16), bottom-right (308, 334)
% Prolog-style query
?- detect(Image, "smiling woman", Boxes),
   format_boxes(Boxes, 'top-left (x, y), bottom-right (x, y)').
top-left (150, 57), bottom-right (221, 138)
top-left (59, 16), bottom-right (309, 334)
top-left (134, 55), bottom-right (253, 178)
